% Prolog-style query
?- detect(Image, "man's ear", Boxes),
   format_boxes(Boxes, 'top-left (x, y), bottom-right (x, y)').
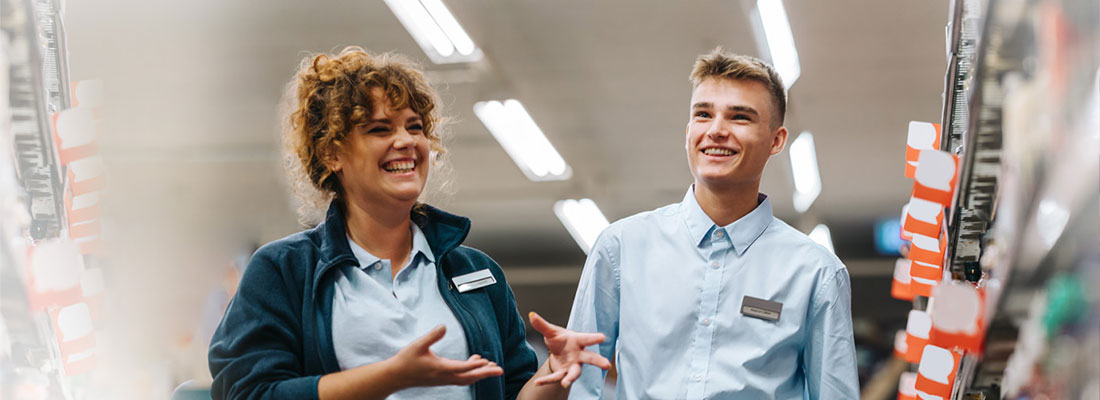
top-left (770, 126), bottom-right (789, 156)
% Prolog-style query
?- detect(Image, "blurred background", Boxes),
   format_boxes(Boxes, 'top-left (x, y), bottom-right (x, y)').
top-left (2, 0), bottom-right (1097, 399)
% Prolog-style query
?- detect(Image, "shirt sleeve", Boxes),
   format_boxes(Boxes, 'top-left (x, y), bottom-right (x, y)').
top-left (802, 266), bottom-right (860, 399)
top-left (566, 230), bottom-right (621, 400)
top-left (208, 253), bottom-right (321, 400)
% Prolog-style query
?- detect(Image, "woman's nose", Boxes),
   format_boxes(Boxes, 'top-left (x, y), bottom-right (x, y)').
top-left (393, 127), bottom-right (415, 148)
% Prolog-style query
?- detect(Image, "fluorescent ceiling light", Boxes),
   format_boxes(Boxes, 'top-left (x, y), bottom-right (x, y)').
top-left (789, 131), bottom-right (821, 213)
top-left (753, 0), bottom-right (801, 89)
top-left (809, 224), bottom-right (835, 254)
top-left (384, 0), bottom-right (483, 64)
top-left (554, 199), bottom-right (611, 254)
top-left (473, 99), bottom-right (572, 181)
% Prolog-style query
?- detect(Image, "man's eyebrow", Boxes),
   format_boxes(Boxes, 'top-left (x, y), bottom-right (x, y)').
top-left (727, 105), bottom-right (759, 117)
top-left (691, 102), bottom-right (713, 110)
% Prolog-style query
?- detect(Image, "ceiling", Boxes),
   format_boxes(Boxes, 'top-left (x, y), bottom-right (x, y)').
top-left (63, 0), bottom-right (949, 269)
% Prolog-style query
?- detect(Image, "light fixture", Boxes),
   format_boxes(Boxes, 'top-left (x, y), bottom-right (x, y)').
top-left (554, 199), bottom-right (610, 254)
top-left (473, 99), bottom-right (572, 181)
top-left (384, 0), bottom-right (483, 64)
top-left (789, 131), bottom-right (821, 213)
top-left (751, 0), bottom-right (801, 90)
top-left (809, 224), bottom-right (835, 254)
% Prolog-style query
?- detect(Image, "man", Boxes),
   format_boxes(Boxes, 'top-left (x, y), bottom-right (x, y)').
top-left (566, 48), bottom-right (859, 399)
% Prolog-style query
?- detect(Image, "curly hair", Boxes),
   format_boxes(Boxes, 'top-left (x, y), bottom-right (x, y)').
top-left (281, 46), bottom-right (449, 224)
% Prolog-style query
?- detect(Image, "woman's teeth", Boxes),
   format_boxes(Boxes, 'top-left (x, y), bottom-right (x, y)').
top-left (383, 160), bottom-right (415, 173)
top-left (703, 148), bottom-right (734, 156)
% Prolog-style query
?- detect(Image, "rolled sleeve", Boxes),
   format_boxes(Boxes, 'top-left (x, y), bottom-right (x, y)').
top-left (566, 230), bottom-right (621, 400)
top-left (802, 267), bottom-right (860, 399)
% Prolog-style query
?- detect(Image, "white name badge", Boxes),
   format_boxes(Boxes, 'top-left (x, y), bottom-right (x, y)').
top-left (451, 269), bottom-right (497, 293)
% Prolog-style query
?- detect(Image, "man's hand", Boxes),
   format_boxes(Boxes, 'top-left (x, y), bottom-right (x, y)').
top-left (388, 325), bottom-right (504, 388)
top-left (528, 312), bottom-right (611, 388)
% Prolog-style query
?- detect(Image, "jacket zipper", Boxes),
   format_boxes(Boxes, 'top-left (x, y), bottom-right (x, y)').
top-left (439, 251), bottom-right (490, 399)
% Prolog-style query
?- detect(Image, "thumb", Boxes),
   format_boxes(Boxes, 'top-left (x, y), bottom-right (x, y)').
top-left (528, 311), bottom-right (560, 337)
top-left (410, 324), bottom-right (447, 351)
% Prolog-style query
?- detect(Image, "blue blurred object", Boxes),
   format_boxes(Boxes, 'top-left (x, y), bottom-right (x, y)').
top-left (874, 218), bottom-right (905, 255)
top-left (171, 380), bottom-right (210, 400)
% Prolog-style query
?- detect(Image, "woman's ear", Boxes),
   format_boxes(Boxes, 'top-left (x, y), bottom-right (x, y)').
top-left (322, 146), bottom-right (343, 173)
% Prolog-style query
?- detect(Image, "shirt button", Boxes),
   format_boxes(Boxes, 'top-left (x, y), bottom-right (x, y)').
top-left (711, 262), bottom-right (719, 269)
top-left (715, 231), bottom-right (724, 238)
top-left (373, 263), bottom-right (382, 270)
top-left (702, 318), bottom-right (711, 326)
top-left (694, 374), bottom-right (702, 382)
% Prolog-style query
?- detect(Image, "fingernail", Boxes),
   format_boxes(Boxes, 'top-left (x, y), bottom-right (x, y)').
top-left (528, 311), bottom-right (535, 319)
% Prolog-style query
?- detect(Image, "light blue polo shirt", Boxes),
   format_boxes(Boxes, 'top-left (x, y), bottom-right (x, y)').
top-left (331, 223), bottom-right (472, 399)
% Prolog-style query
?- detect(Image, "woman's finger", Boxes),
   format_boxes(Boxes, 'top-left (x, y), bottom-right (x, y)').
top-left (533, 368), bottom-right (567, 386)
top-left (578, 351), bottom-right (612, 370)
top-left (452, 364), bottom-right (504, 385)
top-left (408, 325), bottom-right (447, 352)
top-left (436, 355), bottom-right (490, 373)
top-left (527, 311), bottom-right (561, 337)
top-left (561, 363), bottom-right (583, 388)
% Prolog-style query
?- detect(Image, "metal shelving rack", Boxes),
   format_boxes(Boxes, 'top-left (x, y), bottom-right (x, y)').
top-left (2, 0), bottom-right (78, 398)
top-left (917, 0), bottom-right (1100, 398)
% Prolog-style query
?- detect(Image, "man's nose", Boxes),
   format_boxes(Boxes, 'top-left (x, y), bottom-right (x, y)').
top-left (706, 119), bottom-right (730, 139)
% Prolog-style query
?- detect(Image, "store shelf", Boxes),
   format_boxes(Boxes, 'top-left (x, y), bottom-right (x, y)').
top-left (2, 0), bottom-right (90, 398)
top-left (894, 0), bottom-right (1098, 398)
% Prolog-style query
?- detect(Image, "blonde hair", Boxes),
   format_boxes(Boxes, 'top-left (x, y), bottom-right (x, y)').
top-left (689, 47), bottom-right (786, 128)
top-left (281, 46), bottom-right (449, 224)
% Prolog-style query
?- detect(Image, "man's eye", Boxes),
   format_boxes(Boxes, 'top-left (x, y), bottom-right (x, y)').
top-left (733, 114), bottom-right (751, 121)
top-left (695, 111), bottom-right (711, 118)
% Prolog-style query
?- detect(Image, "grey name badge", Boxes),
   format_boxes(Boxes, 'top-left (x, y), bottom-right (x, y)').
top-left (741, 296), bottom-right (782, 322)
top-left (452, 269), bottom-right (497, 293)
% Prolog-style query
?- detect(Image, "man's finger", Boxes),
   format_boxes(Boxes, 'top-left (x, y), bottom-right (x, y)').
top-left (409, 325), bottom-right (447, 351)
top-left (573, 332), bottom-right (607, 347)
top-left (527, 311), bottom-right (561, 337)
top-left (579, 351), bottom-right (612, 370)
top-left (533, 368), bottom-right (567, 386)
top-left (561, 363), bottom-right (582, 388)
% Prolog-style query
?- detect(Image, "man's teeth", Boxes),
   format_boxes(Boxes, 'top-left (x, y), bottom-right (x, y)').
top-left (703, 148), bottom-right (734, 156)
top-left (383, 161), bottom-right (415, 172)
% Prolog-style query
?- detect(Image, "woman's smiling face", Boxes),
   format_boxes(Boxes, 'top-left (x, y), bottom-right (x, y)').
top-left (332, 88), bottom-right (431, 209)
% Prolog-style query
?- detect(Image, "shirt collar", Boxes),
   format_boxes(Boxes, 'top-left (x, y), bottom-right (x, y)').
top-left (409, 223), bottom-right (436, 263)
top-left (679, 185), bottom-right (774, 255)
top-left (345, 223), bottom-right (436, 270)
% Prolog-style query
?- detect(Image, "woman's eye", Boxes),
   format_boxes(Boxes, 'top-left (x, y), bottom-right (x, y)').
top-left (407, 124), bottom-right (424, 132)
top-left (368, 126), bottom-right (389, 133)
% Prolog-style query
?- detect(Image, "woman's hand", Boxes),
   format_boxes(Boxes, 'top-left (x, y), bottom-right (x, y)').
top-left (528, 312), bottom-right (611, 388)
top-left (389, 325), bottom-right (504, 388)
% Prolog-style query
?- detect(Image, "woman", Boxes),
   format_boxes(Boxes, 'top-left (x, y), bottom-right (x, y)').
top-left (208, 47), bottom-right (609, 400)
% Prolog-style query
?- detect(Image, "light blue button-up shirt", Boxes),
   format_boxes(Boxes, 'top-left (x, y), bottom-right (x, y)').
top-left (331, 223), bottom-right (473, 399)
top-left (567, 187), bottom-right (859, 399)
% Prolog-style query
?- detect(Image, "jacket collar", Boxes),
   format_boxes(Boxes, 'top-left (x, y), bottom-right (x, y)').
top-left (312, 201), bottom-right (471, 293)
